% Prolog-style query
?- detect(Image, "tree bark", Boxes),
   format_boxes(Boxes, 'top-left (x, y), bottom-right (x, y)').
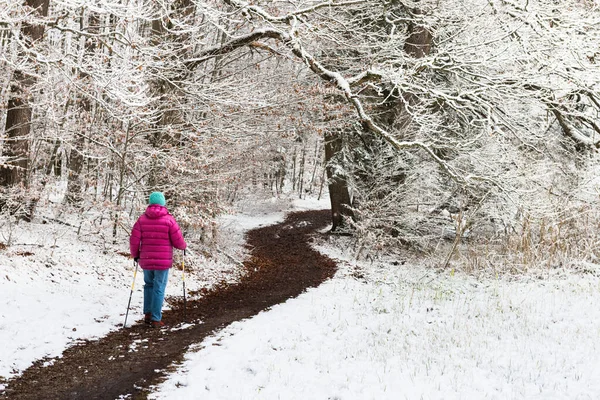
top-left (324, 129), bottom-right (354, 231)
top-left (46, 139), bottom-right (63, 177)
top-left (0, 0), bottom-right (50, 188)
top-left (404, 7), bottom-right (433, 59)
top-left (65, 134), bottom-right (85, 204)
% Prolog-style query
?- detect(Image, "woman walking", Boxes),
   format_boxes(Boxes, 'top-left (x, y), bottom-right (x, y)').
top-left (130, 192), bottom-right (187, 327)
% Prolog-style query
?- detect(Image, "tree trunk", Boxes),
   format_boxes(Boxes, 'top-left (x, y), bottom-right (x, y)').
top-left (309, 139), bottom-right (321, 194)
top-left (404, 10), bottom-right (433, 58)
top-left (1, 88), bottom-right (33, 187)
top-left (401, 3), bottom-right (433, 124)
top-left (46, 139), bottom-right (63, 177)
top-left (146, 3), bottom-right (194, 192)
top-left (66, 11), bottom-right (100, 205)
top-left (324, 129), bottom-right (353, 231)
top-left (65, 134), bottom-right (85, 204)
top-left (0, 0), bottom-right (50, 188)
top-left (298, 143), bottom-right (306, 198)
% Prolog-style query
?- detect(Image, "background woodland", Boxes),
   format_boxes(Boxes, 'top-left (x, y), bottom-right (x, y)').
top-left (1, 0), bottom-right (600, 270)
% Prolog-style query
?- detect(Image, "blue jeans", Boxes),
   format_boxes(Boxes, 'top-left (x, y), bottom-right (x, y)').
top-left (143, 269), bottom-right (169, 322)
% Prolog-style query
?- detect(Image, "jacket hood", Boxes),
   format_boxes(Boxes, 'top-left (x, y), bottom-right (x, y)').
top-left (145, 204), bottom-right (169, 219)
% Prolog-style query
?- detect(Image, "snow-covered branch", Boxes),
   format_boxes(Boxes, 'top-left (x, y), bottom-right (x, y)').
top-left (223, 0), bottom-right (365, 23)
top-left (185, 28), bottom-right (283, 69)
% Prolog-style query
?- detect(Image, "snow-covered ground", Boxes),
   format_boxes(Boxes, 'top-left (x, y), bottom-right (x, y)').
top-left (0, 196), bottom-right (323, 385)
top-left (150, 247), bottom-right (600, 399)
top-left (3, 195), bottom-right (600, 399)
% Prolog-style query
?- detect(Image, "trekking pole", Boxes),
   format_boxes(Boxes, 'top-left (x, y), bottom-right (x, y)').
top-left (182, 249), bottom-right (187, 322)
top-left (123, 259), bottom-right (139, 328)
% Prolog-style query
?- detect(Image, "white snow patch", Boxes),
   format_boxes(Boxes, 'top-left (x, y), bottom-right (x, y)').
top-left (0, 204), bottom-right (284, 380)
top-left (150, 245), bottom-right (600, 399)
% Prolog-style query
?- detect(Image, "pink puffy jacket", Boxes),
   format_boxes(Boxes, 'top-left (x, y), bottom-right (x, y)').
top-left (129, 204), bottom-right (187, 270)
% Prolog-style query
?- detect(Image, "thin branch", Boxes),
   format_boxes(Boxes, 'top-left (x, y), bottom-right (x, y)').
top-left (181, 18), bottom-right (479, 187)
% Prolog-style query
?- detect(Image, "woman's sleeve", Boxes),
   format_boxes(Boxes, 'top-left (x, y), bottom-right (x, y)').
top-left (129, 220), bottom-right (142, 258)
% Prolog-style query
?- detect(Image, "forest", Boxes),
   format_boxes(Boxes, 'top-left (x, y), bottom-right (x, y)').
top-left (2, 0), bottom-right (600, 266)
top-left (2, 1), bottom-right (600, 398)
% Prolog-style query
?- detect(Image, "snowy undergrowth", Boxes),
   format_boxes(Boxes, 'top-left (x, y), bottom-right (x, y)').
top-left (0, 220), bottom-right (132, 379)
top-left (151, 241), bottom-right (600, 399)
top-left (0, 196), bottom-right (323, 385)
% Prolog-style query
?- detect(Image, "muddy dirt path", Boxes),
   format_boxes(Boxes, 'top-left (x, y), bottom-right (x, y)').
top-left (1, 209), bottom-right (336, 400)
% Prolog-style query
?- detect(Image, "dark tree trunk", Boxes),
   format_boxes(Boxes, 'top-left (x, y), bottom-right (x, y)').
top-left (66, 134), bottom-right (85, 204)
top-left (0, 87), bottom-right (33, 187)
top-left (399, 5), bottom-right (433, 131)
top-left (324, 129), bottom-right (353, 231)
top-left (46, 139), bottom-right (63, 177)
top-left (404, 22), bottom-right (432, 58)
top-left (0, 0), bottom-right (49, 188)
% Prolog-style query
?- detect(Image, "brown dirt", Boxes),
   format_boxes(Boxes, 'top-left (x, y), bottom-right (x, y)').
top-left (1, 209), bottom-right (336, 400)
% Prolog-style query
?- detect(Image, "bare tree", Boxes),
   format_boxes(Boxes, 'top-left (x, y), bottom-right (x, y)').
top-left (1, 0), bottom-right (50, 189)
top-left (1, 0), bottom-right (598, 257)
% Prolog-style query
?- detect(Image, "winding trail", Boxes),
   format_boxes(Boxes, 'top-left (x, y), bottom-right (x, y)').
top-left (2, 209), bottom-right (336, 400)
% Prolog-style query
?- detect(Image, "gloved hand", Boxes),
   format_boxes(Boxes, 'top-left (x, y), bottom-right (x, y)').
top-left (184, 248), bottom-right (194, 257)
top-left (134, 257), bottom-right (139, 263)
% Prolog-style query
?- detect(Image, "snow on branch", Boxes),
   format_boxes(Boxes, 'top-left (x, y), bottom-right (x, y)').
top-left (223, 0), bottom-right (365, 23)
top-left (277, 32), bottom-right (485, 187)
top-left (181, 8), bottom-right (483, 188)
top-left (521, 83), bottom-right (600, 149)
top-left (185, 28), bottom-right (283, 69)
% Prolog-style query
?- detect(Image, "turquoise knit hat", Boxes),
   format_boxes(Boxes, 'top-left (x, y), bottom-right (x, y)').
top-left (148, 191), bottom-right (166, 206)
